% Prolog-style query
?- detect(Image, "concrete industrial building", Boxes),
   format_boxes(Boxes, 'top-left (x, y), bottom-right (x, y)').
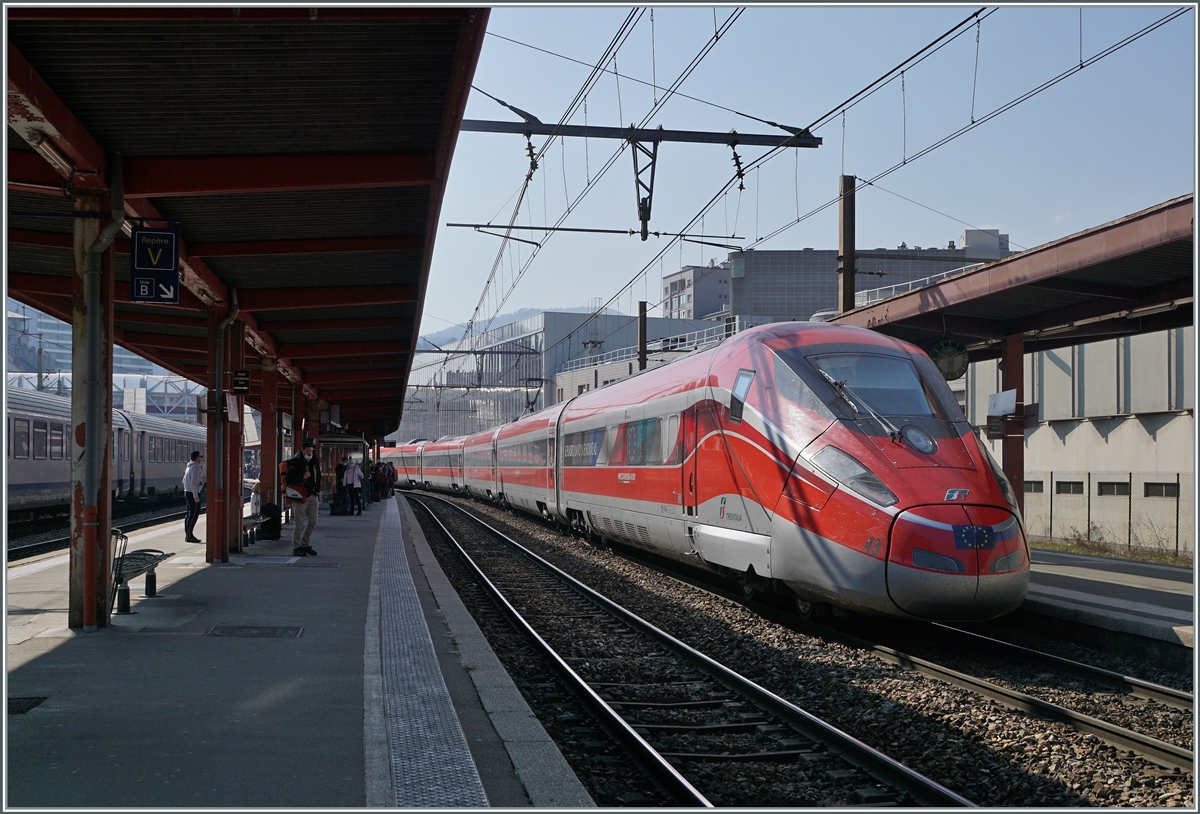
top-left (728, 229), bottom-right (1012, 325)
top-left (967, 327), bottom-right (1194, 554)
top-left (662, 261), bottom-right (731, 320)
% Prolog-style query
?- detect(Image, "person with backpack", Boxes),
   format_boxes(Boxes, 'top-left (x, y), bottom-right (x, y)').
top-left (285, 439), bottom-right (321, 556)
top-left (345, 457), bottom-right (364, 516)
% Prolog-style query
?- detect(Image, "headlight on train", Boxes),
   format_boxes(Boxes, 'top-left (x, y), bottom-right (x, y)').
top-left (912, 548), bottom-right (964, 573)
top-left (811, 446), bottom-right (898, 507)
top-left (974, 434), bottom-right (1021, 520)
top-left (990, 549), bottom-right (1024, 573)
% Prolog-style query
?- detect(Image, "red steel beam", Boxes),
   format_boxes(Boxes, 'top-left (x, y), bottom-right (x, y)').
top-left (315, 388), bottom-right (405, 402)
top-left (7, 45), bottom-right (107, 186)
top-left (8, 227), bottom-right (131, 254)
top-left (113, 311), bottom-right (208, 328)
top-left (121, 331), bottom-right (208, 353)
top-left (6, 150), bottom-right (70, 193)
top-left (122, 154), bottom-right (434, 198)
top-left (300, 370), bottom-right (406, 386)
top-left (279, 341), bottom-right (411, 359)
top-left (258, 317), bottom-right (413, 333)
top-left (833, 196), bottom-right (1194, 333)
top-left (189, 236), bottom-right (423, 258)
top-left (238, 284), bottom-right (417, 311)
top-left (8, 8), bottom-right (467, 21)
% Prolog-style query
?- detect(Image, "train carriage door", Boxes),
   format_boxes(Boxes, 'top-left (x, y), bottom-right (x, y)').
top-left (683, 404), bottom-right (698, 516)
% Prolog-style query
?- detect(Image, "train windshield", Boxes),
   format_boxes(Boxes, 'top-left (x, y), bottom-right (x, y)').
top-left (809, 353), bottom-right (944, 417)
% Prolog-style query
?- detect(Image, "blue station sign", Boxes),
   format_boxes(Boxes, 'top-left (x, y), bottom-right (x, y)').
top-left (129, 227), bottom-right (180, 304)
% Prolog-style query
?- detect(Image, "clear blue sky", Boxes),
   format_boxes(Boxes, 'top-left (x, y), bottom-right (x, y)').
top-left (424, 5), bottom-right (1195, 337)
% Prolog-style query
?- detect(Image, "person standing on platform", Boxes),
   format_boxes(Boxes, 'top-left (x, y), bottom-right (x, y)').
top-left (285, 439), bottom-right (321, 556)
top-left (182, 450), bottom-right (205, 543)
top-left (345, 457), bottom-right (364, 515)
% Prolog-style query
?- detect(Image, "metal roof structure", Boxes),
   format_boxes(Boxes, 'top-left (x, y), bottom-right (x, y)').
top-left (831, 194), bottom-right (1194, 360)
top-left (6, 7), bottom-right (489, 438)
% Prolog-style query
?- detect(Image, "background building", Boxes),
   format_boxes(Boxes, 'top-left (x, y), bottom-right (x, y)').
top-left (6, 299), bottom-right (169, 378)
top-left (967, 327), bottom-right (1194, 555)
top-left (663, 261), bottom-right (731, 320)
top-left (391, 310), bottom-right (711, 442)
top-left (727, 229), bottom-right (1011, 324)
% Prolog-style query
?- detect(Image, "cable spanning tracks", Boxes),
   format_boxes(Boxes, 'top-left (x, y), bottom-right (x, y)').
top-left (565, 532), bottom-right (1193, 775)
top-left (408, 494), bottom-right (972, 808)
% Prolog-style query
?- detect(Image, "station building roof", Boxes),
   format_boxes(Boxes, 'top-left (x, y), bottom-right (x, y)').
top-left (6, 7), bottom-right (489, 438)
top-left (831, 194), bottom-right (1194, 361)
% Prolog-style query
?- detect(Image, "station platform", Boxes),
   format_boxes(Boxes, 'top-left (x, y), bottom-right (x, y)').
top-left (5, 496), bottom-right (594, 808)
top-left (1003, 547), bottom-right (1195, 670)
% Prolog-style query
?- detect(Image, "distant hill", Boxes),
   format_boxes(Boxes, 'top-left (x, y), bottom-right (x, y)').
top-left (417, 306), bottom-right (625, 350)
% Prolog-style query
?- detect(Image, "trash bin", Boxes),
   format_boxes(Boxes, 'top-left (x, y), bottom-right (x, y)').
top-left (260, 502), bottom-right (282, 540)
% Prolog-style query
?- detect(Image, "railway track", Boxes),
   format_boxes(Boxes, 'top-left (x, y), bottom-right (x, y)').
top-left (409, 493), bottom-right (971, 808)
top-left (584, 529), bottom-right (1194, 772)
top-left (6, 509), bottom-right (188, 562)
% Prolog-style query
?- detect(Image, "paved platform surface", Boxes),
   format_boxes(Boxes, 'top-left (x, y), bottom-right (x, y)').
top-left (6, 495), bottom-right (592, 808)
top-left (1025, 548), bottom-right (1194, 648)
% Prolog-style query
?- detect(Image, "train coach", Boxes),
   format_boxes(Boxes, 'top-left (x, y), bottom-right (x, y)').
top-left (406, 322), bottom-right (1030, 622)
top-left (7, 386), bottom-right (208, 520)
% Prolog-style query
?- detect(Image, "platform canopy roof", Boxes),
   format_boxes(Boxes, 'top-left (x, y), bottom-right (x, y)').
top-left (832, 194), bottom-right (1194, 362)
top-left (6, 7), bottom-right (489, 438)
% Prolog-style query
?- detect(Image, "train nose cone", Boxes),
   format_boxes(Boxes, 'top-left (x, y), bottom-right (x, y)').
top-left (886, 504), bottom-right (1029, 620)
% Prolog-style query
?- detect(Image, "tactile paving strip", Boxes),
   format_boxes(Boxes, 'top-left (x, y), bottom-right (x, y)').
top-left (379, 500), bottom-right (488, 807)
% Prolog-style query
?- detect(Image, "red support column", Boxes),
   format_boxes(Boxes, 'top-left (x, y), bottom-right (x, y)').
top-left (205, 310), bottom-right (225, 563)
top-left (1001, 333), bottom-right (1026, 516)
top-left (226, 322), bottom-right (246, 555)
top-left (68, 192), bottom-right (115, 628)
top-left (261, 357), bottom-right (279, 505)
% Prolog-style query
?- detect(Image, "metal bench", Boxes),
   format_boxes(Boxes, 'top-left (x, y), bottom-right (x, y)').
top-left (112, 548), bottom-right (175, 615)
top-left (242, 514), bottom-right (265, 547)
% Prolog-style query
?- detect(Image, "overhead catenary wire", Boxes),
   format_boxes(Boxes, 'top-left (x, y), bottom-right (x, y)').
top-left (745, 5), bottom-right (1190, 249)
top-left (515, 5), bottom-right (1190, 387)
top-left (461, 10), bottom-right (746, 358)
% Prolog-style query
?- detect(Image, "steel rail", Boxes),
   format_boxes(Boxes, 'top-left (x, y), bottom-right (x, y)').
top-left (407, 495), bottom-right (712, 808)
top-left (414, 494), bottom-right (974, 808)
top-left (935, 623), bottom-right (1193, 712)
top-left (852, 638), bottom-right (1192, 773)
top-left (606, 540), bottom-right (1192, 771)
top-left (7, 509), bottom-right (185, 562)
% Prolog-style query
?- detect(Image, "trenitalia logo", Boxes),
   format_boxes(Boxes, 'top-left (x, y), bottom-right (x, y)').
top-left (945, 489), bottom-right (970, 501)
top-left (719, 497), bottom-right (727, 519)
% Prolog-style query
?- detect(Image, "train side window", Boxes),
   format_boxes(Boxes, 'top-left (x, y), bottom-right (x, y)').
top-left (137, 433), bottom-right (143, 462)
top-left (50, 423), bottom-right (65, 459)
top-left (150, 435), bottom-right (157, 463)
top-left (729, 369), bottom-right (756, 423)
top-left (33, 420), bottom-right (49, 459)
top-left (665, 414), bottom-right (681, 465)
top-left (14, 418), bottom-right (30, 459)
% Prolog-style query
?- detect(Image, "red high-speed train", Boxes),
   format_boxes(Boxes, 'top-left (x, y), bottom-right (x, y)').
top-left (391, 322), bottom-right (1029, 621)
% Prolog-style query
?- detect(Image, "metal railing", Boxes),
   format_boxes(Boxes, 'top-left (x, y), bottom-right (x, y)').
top-left (854, 263), bottom-right (984, 308)
top-left (561, 318), bottom-right (747, 372)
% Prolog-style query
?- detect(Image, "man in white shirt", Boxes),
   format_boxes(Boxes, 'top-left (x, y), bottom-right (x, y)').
top-left (182, 450), bottom-right (205, 543)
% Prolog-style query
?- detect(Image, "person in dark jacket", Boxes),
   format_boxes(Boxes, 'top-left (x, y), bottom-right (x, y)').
top-left (285, 439), bottom-right (321, 556)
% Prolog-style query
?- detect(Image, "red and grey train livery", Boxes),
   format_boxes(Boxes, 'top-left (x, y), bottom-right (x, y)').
top-left (390, 322), bottom-right (1029, 621)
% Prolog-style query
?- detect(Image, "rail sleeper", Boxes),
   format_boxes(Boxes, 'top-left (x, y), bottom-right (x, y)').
top-left (112, 549), bottom-right (175, 614)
